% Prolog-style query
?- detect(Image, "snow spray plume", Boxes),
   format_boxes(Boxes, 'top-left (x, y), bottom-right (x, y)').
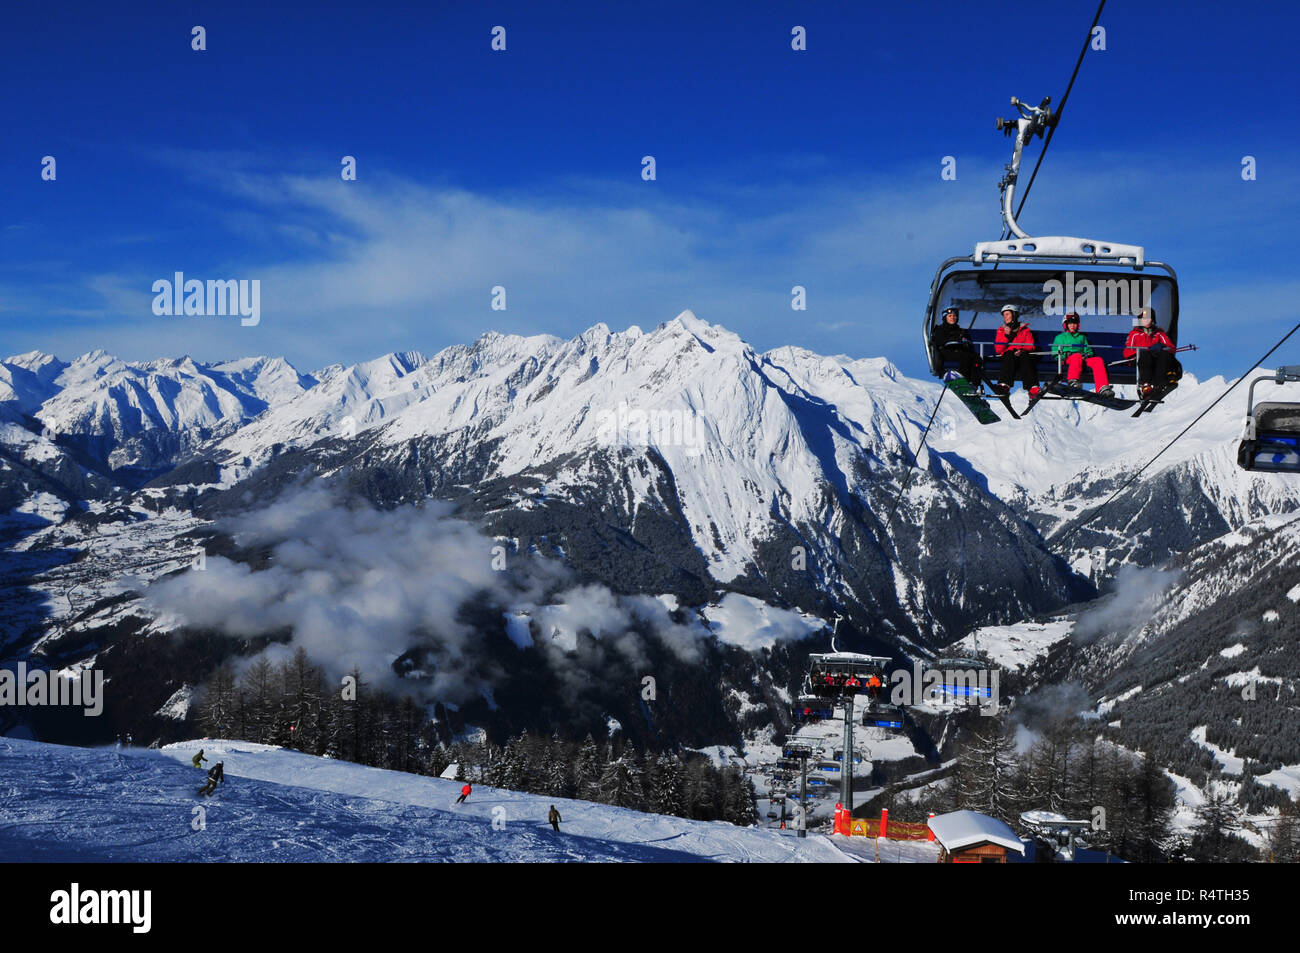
top-left (1071, 564), bottom-right (1182, 647)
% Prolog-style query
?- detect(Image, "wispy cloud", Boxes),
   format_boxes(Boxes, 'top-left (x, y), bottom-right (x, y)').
top-left (5, 149), bottom-right (1297, 380)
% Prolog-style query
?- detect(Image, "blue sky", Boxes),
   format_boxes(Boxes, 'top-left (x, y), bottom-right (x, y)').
top-left (1, 0), bottom-right (1297, 380)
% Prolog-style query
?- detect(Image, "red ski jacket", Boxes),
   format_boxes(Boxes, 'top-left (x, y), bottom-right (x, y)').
top-left (462, 784), bottom-right (472, 795)
top-left (1123, 327), bottom-right (1174, 359)
top-left (994, 323), bottom-right (1035, 355)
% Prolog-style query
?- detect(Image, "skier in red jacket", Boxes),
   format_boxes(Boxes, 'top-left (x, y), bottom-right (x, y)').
top-left (1124, 306), bottom-right (1176, 397)
top-left (456, 783), bottom-right (472, 804)
top-left (993, 304), bottom-right (1040, 397)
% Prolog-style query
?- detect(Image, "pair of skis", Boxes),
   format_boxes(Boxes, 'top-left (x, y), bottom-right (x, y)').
top-left (1132, 382), bottom-right (1177, 418)
top-left (946, 373), bottom-right (1140, 425)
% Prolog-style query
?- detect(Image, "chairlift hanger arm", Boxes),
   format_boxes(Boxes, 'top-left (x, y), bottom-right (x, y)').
top-left (1246, 366), bottom-right (1300, 417)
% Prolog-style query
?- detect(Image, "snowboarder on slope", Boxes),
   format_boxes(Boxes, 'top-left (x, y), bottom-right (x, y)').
top-left (930, 307), bottom-right (983, 389)
top-left (548, 805), bottom-right (561, 832)
top-left (1053, 313), bottom-right (1114, 396)
top-left (1124, 306), bottom-right (1176, 398)
top-left (197, 762), bottom-right (225, 797)
top-left (456, 783), bottom-right (472, 804)
top-left (993, 304), bottom-right (1040, 397)
top-left (192, 749), bottom-right (208, 769)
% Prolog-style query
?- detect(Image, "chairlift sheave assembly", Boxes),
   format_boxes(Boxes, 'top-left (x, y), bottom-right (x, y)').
top-left (924, 96), bottom-right (1187, 415)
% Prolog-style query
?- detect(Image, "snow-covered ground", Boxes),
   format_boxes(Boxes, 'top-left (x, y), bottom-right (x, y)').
top-left (953, 618), bottom-right (1074, 673)
top-left (1191, 725), bottom-right (1246, 775)
top-left (0, 736), bottom-right (873, 863)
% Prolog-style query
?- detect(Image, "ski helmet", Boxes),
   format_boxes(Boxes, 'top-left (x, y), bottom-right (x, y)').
top-left (942, 306), bottom-right (958, 319)
top-left (1000, 303), bottom-right (1021, 316)
top-left (1062, 312), bottom-right (1081, 330)
top-left (1137, 306), bottom-right (1157, 323)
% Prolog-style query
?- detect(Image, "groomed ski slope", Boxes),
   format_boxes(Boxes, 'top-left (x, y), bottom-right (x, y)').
top-left (0, 737), bottom-right (862, 863)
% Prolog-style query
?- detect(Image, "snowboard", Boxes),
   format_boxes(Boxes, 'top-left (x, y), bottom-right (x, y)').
top-left (1045, 382), bottom-right (1138, 411)
top-left (944, 375), bottom-right (1000, 425)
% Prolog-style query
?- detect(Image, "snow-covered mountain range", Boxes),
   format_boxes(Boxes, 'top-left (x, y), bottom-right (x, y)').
top-left (4, 311), bottom-right (1300, 777)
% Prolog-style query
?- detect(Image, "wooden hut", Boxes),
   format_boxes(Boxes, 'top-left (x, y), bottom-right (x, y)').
top-left (928, 810), bottom-right (1026, 864)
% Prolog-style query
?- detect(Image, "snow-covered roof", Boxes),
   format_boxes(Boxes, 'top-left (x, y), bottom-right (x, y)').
top-left (928, 810), bottom-right (1025, 854)
top-left (1020, 809), bottom-right (1070, 825)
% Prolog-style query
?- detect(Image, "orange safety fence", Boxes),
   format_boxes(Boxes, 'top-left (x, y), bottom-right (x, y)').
top-left (877, 819), bottom-right (932, 841)
top-left (833, 805), bottom-right (935, 841)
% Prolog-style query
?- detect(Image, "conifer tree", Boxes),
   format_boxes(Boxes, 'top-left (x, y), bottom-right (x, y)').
top-left (1191, 787), bottom-right (1245, 862)
top-left (197, 664), bottom-right (238, 738)
top-left (954, 717), bottom-right (1019, 822)
top-left (543, 734), bottom-right (573, 798)
top-left (574, 735), bottom-right (602, 801)
top-left (1266, 800), bottom-right (1299, 863)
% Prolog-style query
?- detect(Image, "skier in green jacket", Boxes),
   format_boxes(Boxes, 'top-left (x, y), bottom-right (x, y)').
top-left (1052, 313), bottom-right (1114, 397)
top-left (192, 749), bottom-right (208, 769)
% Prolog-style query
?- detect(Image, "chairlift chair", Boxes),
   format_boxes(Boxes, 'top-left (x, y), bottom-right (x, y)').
top-left (1238, 366), bottom-right (1300, 472)
top-left (792, 696), bottom-right (835, 720)
top-left (925, 96), bottom-right (1180, 391)
top-left (863, 710), bottom-right (904, 730)
top-left (806, 653), bottom-right (891, 697)
top-left (782, 741), bottom-right (814, 760)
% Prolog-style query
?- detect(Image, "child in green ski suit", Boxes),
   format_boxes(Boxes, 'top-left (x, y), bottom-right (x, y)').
top-left (1052, 313), bottom-right (1113, 396)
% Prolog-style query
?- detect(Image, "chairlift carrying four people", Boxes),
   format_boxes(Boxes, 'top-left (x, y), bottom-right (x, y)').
top-left (924, 95), bottom-right (1192, 420)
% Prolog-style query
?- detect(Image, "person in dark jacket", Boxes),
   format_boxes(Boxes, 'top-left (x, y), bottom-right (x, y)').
top-left (456, 783), bottom-right (472, 804)
top-left (197, 762), bottom-right (224, 797)
top-left (993, 304), bottom-right (1040, 396)
top-left (930, 306), bottom-right (983, 388)
top-left (548, 805), bottom-right (561, 832)
top-left (1124, 306), bottom-right (1176, 397)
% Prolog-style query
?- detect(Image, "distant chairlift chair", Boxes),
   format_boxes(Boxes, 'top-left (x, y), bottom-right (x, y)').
top-left (1238, 366), bottom-right (1300, 473)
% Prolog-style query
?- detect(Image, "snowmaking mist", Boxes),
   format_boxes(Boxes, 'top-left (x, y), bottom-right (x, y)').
top-left (1009, 682), bottom-right (1095, 752)
top-left (141, 483), bottom-right (815, 709)
top-left (1070, 564), bottom-right (1183, 647)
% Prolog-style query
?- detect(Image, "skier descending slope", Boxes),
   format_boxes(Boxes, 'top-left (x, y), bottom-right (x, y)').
top-left (192, 749), bottom-right (207, 769)
top-left (456, 783), bottom-right (472, 804)
top-left (197, 762), bottom-right (225, 797)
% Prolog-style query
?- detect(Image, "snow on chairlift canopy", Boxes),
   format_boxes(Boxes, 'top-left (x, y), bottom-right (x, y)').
top-left (1019, 810), bottom-right (1091, 834)
top-left (793, 695), bottom-right (835, 719)
top-left (933, 656), bottom-right (990, 671)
